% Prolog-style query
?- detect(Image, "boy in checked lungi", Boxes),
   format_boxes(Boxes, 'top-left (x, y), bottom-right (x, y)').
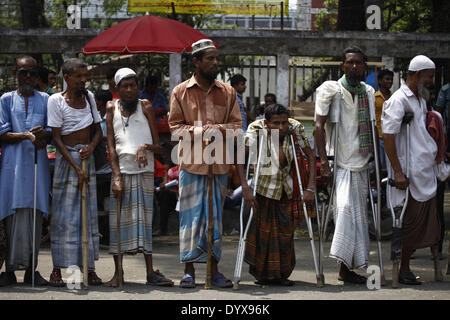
top-left (239, 104), bottom-right (316, 286)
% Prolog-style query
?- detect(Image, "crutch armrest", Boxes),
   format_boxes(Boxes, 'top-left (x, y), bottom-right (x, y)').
top-left (402, 112), bottom-right (414, 124)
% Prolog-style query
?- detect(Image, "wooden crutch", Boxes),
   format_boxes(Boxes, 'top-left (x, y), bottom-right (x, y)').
top-left (81, 159), bottom-right (88, 289)
top-left (117, 196), bottom-right (123, 289)
top-left (205, 139), bottom-right (214, 290)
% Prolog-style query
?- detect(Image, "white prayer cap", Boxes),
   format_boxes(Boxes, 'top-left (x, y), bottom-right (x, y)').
top-left (191, 39), bottom-right (216, 55)
top-left (408, 55), bottom-right (435, 72)
top-left (114, 67), bottom-right (136, 86)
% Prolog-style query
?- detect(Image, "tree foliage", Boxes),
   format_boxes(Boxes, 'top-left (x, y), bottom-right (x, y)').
top-left (315, 0), bottom-right (450, 33)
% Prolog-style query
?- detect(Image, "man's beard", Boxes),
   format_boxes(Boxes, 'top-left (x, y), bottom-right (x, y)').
top-left (418, 77), bottom-right (430, 102)
top-left (346, 73), bottom-right (364, 87)
top-left (18, 84), bottom-right (34, 96)
top-left (199, 68), bottom-right (217, 82)
top-left (122, 98), bottom-right (139, 114)
top-left (75, 88), bottom-right (85, 97)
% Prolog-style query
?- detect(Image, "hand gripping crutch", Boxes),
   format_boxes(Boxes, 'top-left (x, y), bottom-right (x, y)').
top-left (387, 112), bottom-right (413, 288)
top-left (368, 94), bottom-right (386, 286)
top-left (232, 132), bottom-right (265, 290)
top-left (290, 133), bottom-right (323, 287)
top-left (32, 147), bottom-right (37, 288)
top-left (321, 92), bottom-right (342, 245)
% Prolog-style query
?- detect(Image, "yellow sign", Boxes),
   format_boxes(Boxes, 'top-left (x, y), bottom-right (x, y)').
top-left (128, 0), bottom-right (288, 16)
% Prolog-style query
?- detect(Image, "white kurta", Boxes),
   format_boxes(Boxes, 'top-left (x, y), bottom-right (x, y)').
top-left (382, 84), bottom-right (437, 207)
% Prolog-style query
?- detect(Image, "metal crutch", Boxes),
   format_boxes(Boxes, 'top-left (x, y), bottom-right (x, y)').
top-left (368, 94), bottom-right (386, 286)
top-left (232, 132), bottom-right (265, 290)
top-left (290, 132), bottom-right (323, 287)
top-left (387, 112), bottom-right (413, 288)
top-left (314, 190), bottom-right (326, 286)
top-left (321, 92), bottom-right (342, 244)
top-left (32, 147), bottom-right (37, 288)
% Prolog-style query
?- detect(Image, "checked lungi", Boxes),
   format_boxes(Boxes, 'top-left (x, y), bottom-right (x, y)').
top-left (50, 144), bottom-right (99, 271)
top-left (329, 167), bottom-right (370, 269)
top-left (244, 193), bottom-right (295, 282)
top-left (178, 170), bottom-right (228, 263)
top-left (109, 172), bottom-right (154, 255)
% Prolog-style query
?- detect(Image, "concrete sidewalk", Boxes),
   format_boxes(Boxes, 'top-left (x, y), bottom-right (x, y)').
top-left (1, 235), bottom-right (450, 300)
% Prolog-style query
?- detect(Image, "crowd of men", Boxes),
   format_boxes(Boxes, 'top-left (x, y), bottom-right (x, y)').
top-left (0, 38), bottom-right (448, 290)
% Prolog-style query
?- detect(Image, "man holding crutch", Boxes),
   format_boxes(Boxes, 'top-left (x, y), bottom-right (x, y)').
top-left (169, 39), bottom-right (242, 289)
top-left (239, 104), bottom-right (316, 286)
top-left (0, 56), bottom-right (51, 286)
top-left (104, 68), bottom-right (173, 287)
top-left (47, 58), bottom-right (103, 286)
top-left (315, 46), bottom-right (377, 284)
top-left (382, 55), bottom-right (442, 285)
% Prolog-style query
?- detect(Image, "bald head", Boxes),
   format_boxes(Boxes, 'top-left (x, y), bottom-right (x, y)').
top-left (16, 56), bottom-right (37, 69)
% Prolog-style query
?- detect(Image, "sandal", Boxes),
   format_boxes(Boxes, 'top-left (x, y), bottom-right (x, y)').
top-left (49, 269), bottom-right (65, 287)
top-left (211, 272), bottom-right (233, 288)
top-left (180, 273), bottom-right (196, 289)
top-left (88, 271), bottom-right (103, 286)
top-left (399, 271), bottom-right (422, 285)
top-left (147, 270), bottom-right (174, 287)
top-left (338, 271), bottom-right (367, 284)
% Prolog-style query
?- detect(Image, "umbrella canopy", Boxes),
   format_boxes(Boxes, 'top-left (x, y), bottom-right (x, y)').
top-left (82, 15), bottom-right (213, 55)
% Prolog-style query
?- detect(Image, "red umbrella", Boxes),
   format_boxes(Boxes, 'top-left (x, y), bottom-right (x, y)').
top-left (82, 15), bottom-right (213, 55)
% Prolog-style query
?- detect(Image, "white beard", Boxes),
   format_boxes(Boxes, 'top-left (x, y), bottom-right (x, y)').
top-left (417, 77), bottom-right (430, 102)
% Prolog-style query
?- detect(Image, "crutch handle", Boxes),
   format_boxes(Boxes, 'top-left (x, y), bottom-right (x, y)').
top-left (402, 112), bottom-right (414, 124)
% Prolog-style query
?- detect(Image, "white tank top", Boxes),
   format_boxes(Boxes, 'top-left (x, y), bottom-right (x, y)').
top-left (113, 100), bottom-right (154, 174)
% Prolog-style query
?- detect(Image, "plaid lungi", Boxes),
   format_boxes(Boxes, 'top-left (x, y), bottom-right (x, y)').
top-left (178, 170), bottom-right (228, 263)
top-left (50, 144), bottom-right (99, 271)
top-left (244, 194), bottom-right (295, 281)
top-left (109, 172), bottom-right (154, 255)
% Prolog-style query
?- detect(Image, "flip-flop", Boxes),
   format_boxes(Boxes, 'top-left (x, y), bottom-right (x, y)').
top-left (399, 271), bottom-right (422, 285)
top-left (179, 273), bottom-right (196, 288)
top-left (211, 273), bottom-right (233, 288)
top-left (147, 270), bottom-right (174, 287)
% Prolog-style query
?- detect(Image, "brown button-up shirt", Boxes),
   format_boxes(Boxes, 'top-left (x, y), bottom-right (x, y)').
top-left (169, 74), bottom-right (242, 175)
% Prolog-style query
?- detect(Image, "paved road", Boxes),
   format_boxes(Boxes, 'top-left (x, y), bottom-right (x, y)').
top-left (1, 235), bottom-right (450, 301)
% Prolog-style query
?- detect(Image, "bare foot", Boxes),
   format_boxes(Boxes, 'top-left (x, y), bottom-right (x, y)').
top-left (103, 272), bottom-right (124, 287)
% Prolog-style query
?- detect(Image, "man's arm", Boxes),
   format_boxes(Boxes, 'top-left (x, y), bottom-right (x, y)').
top-left (383, 133), bottom-right (408, 190)
top-left (105, 101), bottom-right (123, 198)
top-left (314, 114), bottom-right (332, 185)
top-left (142, 99), bottom-right (163, 153)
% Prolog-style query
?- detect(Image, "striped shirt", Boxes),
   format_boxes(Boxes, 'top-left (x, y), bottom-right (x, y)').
top-left (244, 118), bottom-right (310, 200)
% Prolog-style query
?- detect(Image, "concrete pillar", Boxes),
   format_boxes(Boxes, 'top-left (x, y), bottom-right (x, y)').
top-left (382, 55), bottom-right (399, 91)
top-left (382, 55), bottom-right (394, 70)
top-left (276, 53), bottom-right (289, 108)
top-left (169, 53), bottom-right (182, 97)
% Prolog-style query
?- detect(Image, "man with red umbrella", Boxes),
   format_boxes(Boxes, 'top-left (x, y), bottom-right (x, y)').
top-left (169, 39), bottom-right (242, 288)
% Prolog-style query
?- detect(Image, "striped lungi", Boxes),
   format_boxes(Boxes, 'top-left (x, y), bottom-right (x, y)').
top-left (329, 167), bottom-right (370, 269)
top-left (50, 144), bottom-right (99, 271)
top-left (244, 194), bottom-right (295, 281)
top-left (178, 170), bottom-right (228, 263)
top-left (109, 172), bottom-right (154, 255)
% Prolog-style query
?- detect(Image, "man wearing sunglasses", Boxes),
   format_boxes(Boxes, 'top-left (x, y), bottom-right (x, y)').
top-left (0, 56), bottom-right (52, 286)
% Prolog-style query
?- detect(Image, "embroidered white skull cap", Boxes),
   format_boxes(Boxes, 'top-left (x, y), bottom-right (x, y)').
top-left (408, 55), bottom-right (435, 72)
top-left (114, 67), bottom-right (136, 86)
top-left (191, 39), bottom-right (216, 55)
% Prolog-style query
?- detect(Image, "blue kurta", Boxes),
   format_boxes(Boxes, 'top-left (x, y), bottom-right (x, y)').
top-left (0, 90), bottom-right (51, 220)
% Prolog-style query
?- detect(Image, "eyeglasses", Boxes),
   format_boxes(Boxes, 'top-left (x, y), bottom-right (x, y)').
top-left (18, 69), bottom-right (39, 78)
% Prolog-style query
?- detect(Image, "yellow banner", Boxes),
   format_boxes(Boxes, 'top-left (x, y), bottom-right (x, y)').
top-left (128, 0), bottom-right (289, 16)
